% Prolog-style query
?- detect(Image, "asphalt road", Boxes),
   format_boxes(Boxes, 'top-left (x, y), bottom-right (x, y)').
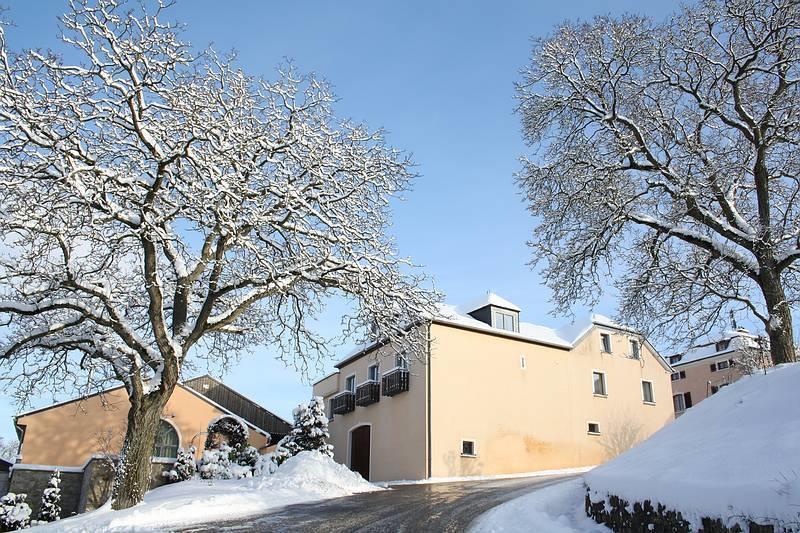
top-left (177, 474), bottom-right (578, 533)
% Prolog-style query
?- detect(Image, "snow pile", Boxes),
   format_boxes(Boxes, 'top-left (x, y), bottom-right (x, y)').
top-left (33, 451), bottom-right (380, 532)
top-left (469, 479), bottom-right (610, 533)
top-left (586, 363), bottom-right (800, 529)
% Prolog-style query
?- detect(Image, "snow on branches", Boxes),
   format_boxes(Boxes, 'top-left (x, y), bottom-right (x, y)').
top-left (0, 0), bottom-right (438, 404)
top-left (272, 397), bottom-right (333, 469)
top-left (517, 0), bottom-right (800, 363)
top-left (37, 471), bottom-right (61, 523)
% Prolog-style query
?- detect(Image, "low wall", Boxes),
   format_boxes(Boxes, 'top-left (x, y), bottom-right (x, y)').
top-left (9, 467), bottom-right (83, 518)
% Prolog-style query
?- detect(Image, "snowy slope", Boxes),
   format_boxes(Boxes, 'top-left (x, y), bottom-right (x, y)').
top-left (585, 363), bottom-right (800, 528)
top-left (31, 451), bottom-right (379, 532)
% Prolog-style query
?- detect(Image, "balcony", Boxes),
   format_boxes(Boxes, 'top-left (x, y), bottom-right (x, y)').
top-left (355, 381), bottom-right (380, 406)
top-left (331, 391), bottom-right (355, 415)
top-left (381, 368), bottom-right (409, 397)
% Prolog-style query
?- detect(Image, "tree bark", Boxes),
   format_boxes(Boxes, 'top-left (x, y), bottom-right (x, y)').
top-left (760, 270), bottom-right (797, 365)
top-left (111, 385), bottom-right (173, 510)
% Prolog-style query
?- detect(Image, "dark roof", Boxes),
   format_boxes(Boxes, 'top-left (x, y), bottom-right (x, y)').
top-left (183, 375), bottom-right (292, 439)
top-left (0, 458), bottom-right (12, 471)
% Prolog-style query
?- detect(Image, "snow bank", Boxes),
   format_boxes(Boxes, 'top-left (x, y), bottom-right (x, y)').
top-left (32, 451), bottom-right (380, 532)
top-left (585, 363), bottom-right (800, 528)
top-left (469, 479), bottom-right (610, 533)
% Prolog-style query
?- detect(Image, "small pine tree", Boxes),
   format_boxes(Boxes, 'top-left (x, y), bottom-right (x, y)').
top-left (37, 470), bottom-right (61, 522)
top-left (163, 446), bottom-right (197, 483)
top-left (271, 397), bottom-right (334, 468)
top-left (0, 493), bottom-right (31, 532)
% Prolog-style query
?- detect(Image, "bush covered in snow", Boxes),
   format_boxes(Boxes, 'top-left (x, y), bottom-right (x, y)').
top-left (204, 416), bottom-right (249, 450)
top-left (163, 447), bottom-right (197, 483)
top-left (37, 471), bottom-right (61, 523)
top-left (198, 443), bottom-right (260, 480)
top-left (0, 493), bottom-right (31, 532)
top-left (272, 397), bottom-right (333, 468)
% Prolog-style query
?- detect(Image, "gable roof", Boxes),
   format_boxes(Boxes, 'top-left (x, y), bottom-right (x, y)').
top-left (669, 330), bottom-right (761, 367)
top-left (14, 377), bottom-right (291, 440)
top-left (460, 292), bottom-right (521, 313)
top-left (183, 375), bottom-right (292, 438)
top-left (331, 296), bottom-right (671, 372)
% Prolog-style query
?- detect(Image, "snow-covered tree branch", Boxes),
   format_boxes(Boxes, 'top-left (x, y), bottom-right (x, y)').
top-left (0, 0), bottom-right (438, 509)
top-left (517, 0), bottom-right (800, 364)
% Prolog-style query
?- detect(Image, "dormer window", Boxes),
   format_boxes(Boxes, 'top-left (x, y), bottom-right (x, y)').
top-left (493, 310), bottom-right (518, 332)
top-left (715, 339), bottom-right (730, 352)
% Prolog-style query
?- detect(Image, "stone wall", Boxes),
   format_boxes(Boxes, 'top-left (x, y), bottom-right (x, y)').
top-left (9, 467), bottom-right (83, 518)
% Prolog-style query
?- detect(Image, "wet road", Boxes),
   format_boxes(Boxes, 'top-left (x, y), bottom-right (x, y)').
top-left (178, 474), bottom-right (577, 533)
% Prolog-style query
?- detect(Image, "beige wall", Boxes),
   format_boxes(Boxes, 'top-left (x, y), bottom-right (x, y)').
top-left (671, 355), bottom-right (746, 414)
top-left (16, 385), bottom-right (270, 467)
top-left (315, 321), bottom-right (674, 482)
top-left (428, 323), bottom-right (674, 478)
top-left (313, 336), bottom-right (429, 482)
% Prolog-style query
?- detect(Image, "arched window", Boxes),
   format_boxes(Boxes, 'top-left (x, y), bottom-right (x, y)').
top-left (153, 420), bottom-right (179, 459)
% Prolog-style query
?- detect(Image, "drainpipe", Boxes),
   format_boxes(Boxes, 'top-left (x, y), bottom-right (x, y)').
top-left (427, 322), bottom-right (432, 479)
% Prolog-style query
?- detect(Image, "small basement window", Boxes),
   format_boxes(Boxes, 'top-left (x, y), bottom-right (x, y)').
top-left (587, 422), bottom-right (601, 435)
top-left (461, 440), bottom-right (477, 457)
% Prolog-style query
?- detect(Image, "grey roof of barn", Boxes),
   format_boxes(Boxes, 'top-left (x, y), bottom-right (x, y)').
top-left (183, 375), bottom-right (292, 440)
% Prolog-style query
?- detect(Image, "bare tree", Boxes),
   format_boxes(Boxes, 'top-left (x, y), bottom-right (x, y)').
top-left (0, 0), bottom-right (438, 509)
top-left (0, 436), bottom-right (18, 462)
top-left (517, 0), bottom-right (800, 365)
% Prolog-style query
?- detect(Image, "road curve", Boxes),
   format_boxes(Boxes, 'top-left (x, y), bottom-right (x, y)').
top-left (178, 474), bottom-right (578, 533)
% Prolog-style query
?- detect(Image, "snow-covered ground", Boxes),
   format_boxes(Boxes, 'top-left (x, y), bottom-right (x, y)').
top-left (469, 478), bottom-right (610, 533)
top-left (586, 362), bottom-right (800, 529)
top-left (31, 451), bottom-right (380, 532)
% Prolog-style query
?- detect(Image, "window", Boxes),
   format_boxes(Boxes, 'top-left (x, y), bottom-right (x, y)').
top-left (587, 422), bottom-right (601, 435)
top-left (711, 385), bottom-right (719, 395)
top-left (669, 354), bottom-right (683, 364)
top-left (670, 371), bottom-right (686, 381)
top-left (641, 381), bottom-right (654, 403)
top-left (715, 339), bottom-right (730, 352)
top-left (716, 360), bottom-right (730, 371)
top-left (520, 355), bottom-right (527, 369)
top-left (600, 333), bottom-right (612, 353)
top-left (461, 440), bottom-right (477, 457)
top-left (673, 392), bottom-right (693, 413)
top-left (345, 374), bottom-right (356, 393)
top-left (395, 354), bottom-right (409, 370)
top-left (153, 420), bottom-right (179, 459)
top-left (710, 363), bottom-right (717, 372)
top-left (368, 364), bottom-right (379, 382)
top-left (629, 339), bottom-right (641, 359)
top-left (494, 311), bottom-right (517, 332)
top-left (592, 371), bottom-right (607, 396)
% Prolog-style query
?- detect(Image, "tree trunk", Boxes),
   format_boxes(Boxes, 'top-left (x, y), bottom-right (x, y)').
top-left (761, 271), bottom-right (797, 365)
top-left (111, 387), bottom-right (172, 510)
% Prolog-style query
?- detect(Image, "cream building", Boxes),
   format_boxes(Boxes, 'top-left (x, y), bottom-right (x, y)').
top-left (668, 329), bottom-right (769, 416)
top-left (312, 293), bottom-right (675, 482)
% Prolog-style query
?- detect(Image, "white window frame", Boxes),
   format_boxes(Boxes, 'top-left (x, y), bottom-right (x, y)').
top-left (395, 353), bottom-right (409, 370)
top-left (629, 338), bottom-right (641, 359)
top-left (493, 310), bottom-right (518, 332)
top-left (716, 360), bottom-right (730, 371)
top-left (152, 418), bottom-right (182, 463)
top-left (600, 333), bottom-right (612, 353)
top-left (592, 370), bottom-right (607, 397)
top-left (367, 364), bottom-right (379, 382)
top-left (460, 439), bottom-right (478, 457)
top-left (587, 421), bottom-right (601, 435)
top-left (345, 374), bottom-right (356, 393)
top-left (673, 393), bottom-right (687, 413)
top-left (641, 379), bottom-right (655, 404)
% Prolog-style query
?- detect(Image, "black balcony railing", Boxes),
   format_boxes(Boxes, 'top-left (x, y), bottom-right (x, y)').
top-left (381, 368), bottom-right (409, 397)
top-left (331, 391), bottom-right (355, 415)
top-left (355, 381), bottom-right (380, 406)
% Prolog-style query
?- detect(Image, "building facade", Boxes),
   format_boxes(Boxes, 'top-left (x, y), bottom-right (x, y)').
top-left (668, 329), bottom-right (769, 416)
top-left (312, 293), bottom-right (675, 482)
top-left (9, 375), bottom-right (291, 517)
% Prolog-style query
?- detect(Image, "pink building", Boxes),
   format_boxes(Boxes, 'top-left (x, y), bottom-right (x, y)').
top-left (668, 329), bottom-right (769, 416)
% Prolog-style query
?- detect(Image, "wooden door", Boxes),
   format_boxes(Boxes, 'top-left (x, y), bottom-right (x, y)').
top-left (350, 425), bottom-right (371, 480)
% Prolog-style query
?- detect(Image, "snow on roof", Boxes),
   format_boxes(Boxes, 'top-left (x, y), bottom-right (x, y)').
top-left (670, 330), bottom-right (760, 367)
top-left (458, 291), bottom-right (521, 313)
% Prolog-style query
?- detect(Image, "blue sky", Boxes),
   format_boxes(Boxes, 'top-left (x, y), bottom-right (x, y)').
top-left (0, 0), bottom-right (681, 440)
